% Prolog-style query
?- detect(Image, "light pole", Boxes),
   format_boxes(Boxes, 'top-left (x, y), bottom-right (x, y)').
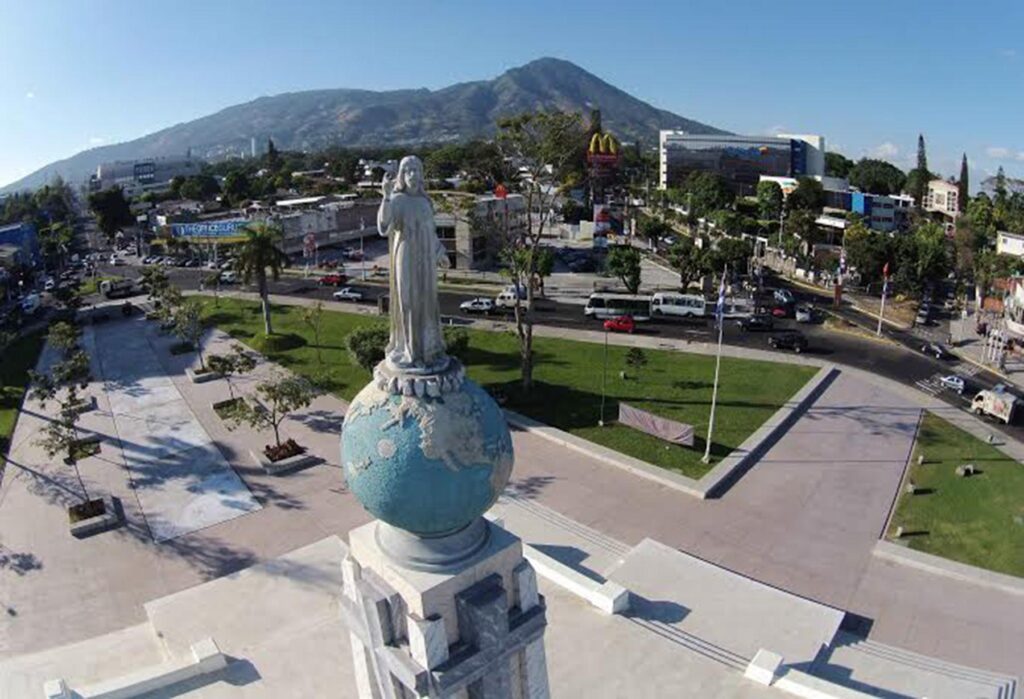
top-left (598, 326), bottom-right (609, 427)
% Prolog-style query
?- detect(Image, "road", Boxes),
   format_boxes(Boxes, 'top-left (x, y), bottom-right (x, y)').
top-left (92, 261), bottom-right (1022, 443)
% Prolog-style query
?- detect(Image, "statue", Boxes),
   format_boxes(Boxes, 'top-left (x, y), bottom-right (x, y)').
top-left (377, 155), bottom-right (450, 373)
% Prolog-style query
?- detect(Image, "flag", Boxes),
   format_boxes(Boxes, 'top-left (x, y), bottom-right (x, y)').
top-left (882, 261), bottom-right (890, 278)
top-left (882, 262), bottom-right (891, 296)
top-left (715, 272), bottom-right (727, 323)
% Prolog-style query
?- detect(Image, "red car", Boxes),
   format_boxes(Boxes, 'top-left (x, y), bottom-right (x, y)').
top-left (318, 273), bottom-right (348, 287)
top-left (603, 315), bottom-right (636, 334)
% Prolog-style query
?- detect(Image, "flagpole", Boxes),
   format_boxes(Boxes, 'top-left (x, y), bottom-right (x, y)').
top-left (703, 265), bottom-right (727, 464)
top-left (877, 263), bottom-right (890, 336)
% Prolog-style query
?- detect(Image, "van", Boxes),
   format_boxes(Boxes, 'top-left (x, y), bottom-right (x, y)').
top-left (651, 292), bottom-right (706, 319)
top-left (495, 290), bottom-right (520, 309)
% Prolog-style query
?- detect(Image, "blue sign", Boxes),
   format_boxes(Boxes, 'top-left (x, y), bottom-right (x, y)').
top-left (170, 218), bottom-right (248, 239)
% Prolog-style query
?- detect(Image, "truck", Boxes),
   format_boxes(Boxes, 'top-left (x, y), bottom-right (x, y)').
top-left (100, 278), bottom-right (137, 299)
top-left (971, 388), bottom-right (1017, 424)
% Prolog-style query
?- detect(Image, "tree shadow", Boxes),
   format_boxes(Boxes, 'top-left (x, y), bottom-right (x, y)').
top-left (0, 544), bottom-right (43, 576)
top-left (504, 475), bottom-right (556, 500)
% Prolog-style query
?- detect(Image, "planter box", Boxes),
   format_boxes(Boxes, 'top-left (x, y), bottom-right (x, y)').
top-left (68, 395), bottom-right (98, 416)
top-left (69, 496), bottom-right (122, 538)
top-left (185, 367), bottom-right (222, 384)
top-left (250, 447), bottom-right (319, 475)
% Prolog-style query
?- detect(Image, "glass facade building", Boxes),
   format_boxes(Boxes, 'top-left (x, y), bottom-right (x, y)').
top-left (660, 133), bottom-right (817, 196)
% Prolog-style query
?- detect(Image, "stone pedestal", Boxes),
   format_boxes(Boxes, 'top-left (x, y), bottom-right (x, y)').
top-left (341, 519), bottom-right (550, 698)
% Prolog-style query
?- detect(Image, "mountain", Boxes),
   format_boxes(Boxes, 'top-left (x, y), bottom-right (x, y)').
top-left (2, 57), bottom-right (726, 193)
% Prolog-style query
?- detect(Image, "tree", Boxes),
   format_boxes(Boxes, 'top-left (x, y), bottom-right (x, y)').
top-left (756, 181), bottom-right (783, 221)
top-left (173, 299), bottom-right (205, 369)
top-left (825, 152), bottom-right (854, 178)
top-left (668, 237), bottom-right (709, 289)
top-left (624, 347), bottom-right (647, 380)
top-left (848, 159), bottom-right (906, 196)
top-left (710, 237), bottom-right (754, 274)
top-left (994, 166), bottom-right (1009, 220)
top-left (235, 221), bottom-right (288, 336)
top-left (683, 171), bottom-right (733, 218)
top-left (267, 138), bottom-right (281, 171)
top-left (88, 187), bottom-right (133, 241)
top-left (207, 344), bottom-right (256, 402)
top-left (232, 373), bottom-right (315, 449)
top-left (223, 170), bottom-right (253, 206)
top-left (301, 301), bottom-right (327, 367)
top-left (842, 220), bottom-right (889, 285)
top-left (39, 221), bottom-right (73, 272)
top-left (534, 248), bottom-right (555, 297)
top-left (496, 110), bottom-right (586, 391)
top-left (139, 267), bottom-right (170, 303)
top-left (787, 177), bottom-right (825, 212)
top-left (347, 323), bottom-right (390, 373)
top-left (606, 246), bottom-right (642, 294)
top-left (958, 154), bottom-right (969, 213)
top-left (179, 175), bottom-right (220, 201)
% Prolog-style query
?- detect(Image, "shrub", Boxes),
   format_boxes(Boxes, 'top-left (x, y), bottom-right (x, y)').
top-left (249, 332), bottom-right (305, 354)
top-left (443, 327), bottom-right (470, 363)
top-left (346, 324), bottom-right (389, 372)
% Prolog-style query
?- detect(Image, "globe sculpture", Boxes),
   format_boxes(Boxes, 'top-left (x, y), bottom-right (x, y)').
top-left (341, 155), bottom-right (514, 570)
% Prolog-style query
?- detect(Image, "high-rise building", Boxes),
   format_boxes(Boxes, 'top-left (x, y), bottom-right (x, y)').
top-left (88, 155), bottom-right (204, 197)
top-left (659, 131), bottom-right (825, 195)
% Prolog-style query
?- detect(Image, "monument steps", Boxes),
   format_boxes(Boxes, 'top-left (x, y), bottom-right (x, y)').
top-left (499, 492), bottom-right (631, 559)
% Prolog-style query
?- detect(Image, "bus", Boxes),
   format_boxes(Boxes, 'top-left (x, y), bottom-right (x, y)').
top-left (583, 293), bottom-right (652, 321)
top-left (651, 292), bottom-right (707, 319)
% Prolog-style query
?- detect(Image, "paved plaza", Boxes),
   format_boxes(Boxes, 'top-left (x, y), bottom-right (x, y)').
top-left (0, 312), bottom-right (1021, 694)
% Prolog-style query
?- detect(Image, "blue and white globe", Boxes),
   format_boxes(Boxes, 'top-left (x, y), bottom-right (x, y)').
top-left (341, 377), bottom-right (514, 537)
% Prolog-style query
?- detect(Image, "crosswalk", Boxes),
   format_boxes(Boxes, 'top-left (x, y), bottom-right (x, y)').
top-left (914, 376), bottom-right (942, 396)
top-left (915, 369), bottom-right (978, 400)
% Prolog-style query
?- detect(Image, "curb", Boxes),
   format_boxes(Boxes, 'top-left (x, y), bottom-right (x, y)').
top-left (823, 314), bottom-right (900, 348)
top-left (504, 364), bottom-right (837, 500)
top-left (872, 540), bottom-right (1024, 597)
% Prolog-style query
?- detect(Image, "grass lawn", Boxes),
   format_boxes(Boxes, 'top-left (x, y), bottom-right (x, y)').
top-left (200, 298), bottom-right (816, 479)
top-left (888, 412), bottom-right (1024, 577)
top-left (1, 331), bottom-right (46, 465)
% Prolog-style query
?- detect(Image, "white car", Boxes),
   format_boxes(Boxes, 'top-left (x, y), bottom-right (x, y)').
top-left (460, 297), bottom-right (494, 314)
top-left (219, 270), bottom-right (237, 283)
top-left (774, 289), bottom-right (795, 305)
top-left (111, 255), bottom-right (125, 266)
top-left (795, 305), bottom-right (813, 323)
top-left (43, 278), bottom-right (56, 292)
top-left (332, 287), bottom-right (363, 302)
top-left (204, 261), bottom-right (219, 270)
top-left (939, 375), bottom-right (965, 394)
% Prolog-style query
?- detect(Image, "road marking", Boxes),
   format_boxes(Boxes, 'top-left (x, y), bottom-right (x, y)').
top-left (958, 363), bottom-right (982, 377)
top-left (915, 379), bottom-right (940, 396)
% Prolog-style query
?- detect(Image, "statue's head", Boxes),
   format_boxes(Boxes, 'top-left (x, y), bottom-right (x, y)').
top-left (394, 155), bottom-right (425, 196)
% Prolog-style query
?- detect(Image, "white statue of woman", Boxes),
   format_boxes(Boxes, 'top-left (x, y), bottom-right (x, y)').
top-left (377, 155), bottom-right (450, 373)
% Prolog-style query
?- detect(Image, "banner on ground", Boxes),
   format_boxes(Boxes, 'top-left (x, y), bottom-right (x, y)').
top-left (618, 403), bottom-right (695, 447)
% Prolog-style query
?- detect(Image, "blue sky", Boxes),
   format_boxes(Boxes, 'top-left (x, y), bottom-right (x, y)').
top-left (1, 0), bottom-right (1022, 188)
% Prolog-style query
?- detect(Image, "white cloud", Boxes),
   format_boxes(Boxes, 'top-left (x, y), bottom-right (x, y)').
top-left (88, 137), bottom-right (106, 146)
top-left (25, 91), bottom-right (34, 99)
top-left (867, 142), bottom-right (899, 159)
top-left (987, 146), bottom-right (1010, 158)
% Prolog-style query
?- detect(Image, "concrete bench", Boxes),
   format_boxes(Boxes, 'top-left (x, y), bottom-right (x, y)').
top-left (522, 544), bottom-right (629, 615)
top-left (44, 638), bottom-right (227, 699)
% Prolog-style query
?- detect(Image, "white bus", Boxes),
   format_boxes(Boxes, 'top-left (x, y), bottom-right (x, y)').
top-left (584, 293), bottom-right (652, 321)
top-left (651, 292), bottom-right (707, 319)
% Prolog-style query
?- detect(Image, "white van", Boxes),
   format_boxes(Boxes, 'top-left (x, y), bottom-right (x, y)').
top-left (651, 293), bottom-right (707, 319)
top-left (495, 285), bottom-right (526, 309)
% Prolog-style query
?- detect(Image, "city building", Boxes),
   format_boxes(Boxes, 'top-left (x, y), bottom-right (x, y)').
top-left (924, 179), bottom-right (960, 220)
top-left (822, 190), bottom-right (913, 232)
top-left (997, 230), bottom-right (1024, 258)
top-left (0, 222), bottom-right (39, 266)
top-left (88, 155), bottom-right (204, 197)
top-left (434, 193), bottom-right (527, 270)
top-left (272, 199), bottom-right (378, 254)
top-left (660, 131), bottom-right (825, 195)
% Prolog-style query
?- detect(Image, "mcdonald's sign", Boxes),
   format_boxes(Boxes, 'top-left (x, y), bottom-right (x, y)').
top-left (587, 131), bottom-right (621, 166)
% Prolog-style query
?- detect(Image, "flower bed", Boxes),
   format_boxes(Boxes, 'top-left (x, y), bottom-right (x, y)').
top-left (212, 397), bottom-right (244, 419)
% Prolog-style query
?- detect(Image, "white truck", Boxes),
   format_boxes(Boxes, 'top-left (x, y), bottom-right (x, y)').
top-left (971, 388), bottom-right (1017, 424)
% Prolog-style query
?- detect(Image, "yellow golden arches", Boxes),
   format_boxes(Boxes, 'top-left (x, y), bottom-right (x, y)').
top-left (588, 132), bottom-right (619, 155)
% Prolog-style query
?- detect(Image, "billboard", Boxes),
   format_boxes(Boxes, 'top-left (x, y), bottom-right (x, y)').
top-left (169, 218), bottom-right (249, 242)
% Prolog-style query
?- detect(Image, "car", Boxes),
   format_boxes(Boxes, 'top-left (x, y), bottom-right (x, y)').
top-left (738, 314), bottom-right (774, 331)
top-left (459, 297), bottom-right (495, 314)
top-left (43, 278), bottom-right (56, 292)
top-left (920, 342), bottom-right (952, 360)
top-left (939, 375), bottom-right (965, 394)
top-left (332, 287), bottom-right (364, 302)
top-left (770, 304), bottom-right (793, 319)
top-left (220, 260), bottom-right (235, 270)
top-left (111, 256), bottom-right (125, 266)
top-left (603, 315), bottom-right (636, 334)
top-left (219, 270), bottom-right (237, 283)
top-left (768, 331), bottom-right (808, 353)
top-left (773, 289), bottom-right (795, 305)
top-left (795, 305), bottom-right (814, 323)
top-left (317, 272), bottom-right (350, 286)
top-left (344, 248), bottom-right (364, 261)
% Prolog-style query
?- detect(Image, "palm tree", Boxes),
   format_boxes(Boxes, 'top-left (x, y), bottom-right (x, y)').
top-left (235, 221), bottom-right (288, 335)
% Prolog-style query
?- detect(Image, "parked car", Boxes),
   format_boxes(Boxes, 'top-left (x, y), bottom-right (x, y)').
top-left (459, 297), bottom-right (495, 314)
top-left (603, 314), bottom-right (636, 334)
top-left (332, 287), bottom-right (364, 302)
top-left (318, 273), bottom-right (348, 287)
top-left (920, 342), bottom-right (952, 360)
top-left (43, 278), bottom-right (56, 292)
top-left (344, 248), bottom-right (364, 261)
top-left (768, 331), bottom-right (808, 353)
top-left (770, 303), bottom-right (793, 319)
top-left (939, 375), bottom-right (965, 394)
top-left (219, 270), bottom-right (237, 283)
top-left (795, 305), bottom-right (815, 323)
top-left (204, 260), bottom-right (219, 270)
top-left (738, 314), bottom-right (774, 331)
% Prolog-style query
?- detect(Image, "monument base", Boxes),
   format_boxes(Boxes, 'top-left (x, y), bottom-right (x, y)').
top-left (342, 519), bottom-right (550, 698)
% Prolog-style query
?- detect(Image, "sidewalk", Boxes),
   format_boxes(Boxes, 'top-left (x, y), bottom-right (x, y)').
top-left (949, 312), bottom-right (1024, 390)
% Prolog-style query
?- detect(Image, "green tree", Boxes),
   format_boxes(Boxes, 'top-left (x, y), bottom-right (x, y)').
top-left (223, 170), bottom-right (253, 206)
top-left (173, 300), bottom-right (205, 369)
top-left (301, 301), bottom-right (327, 367)
top-left (637, 215), bottom-right (669, 249)
top-left (683, 171), bottom-right (733, 218)
top-left (497, 110), bottom-right (586, 391)
top-left (535, 248), bottom-right (555, 297)
top-left (207, 344), bottom-right (256, 402)
top-left (346, 323), bottom-right (390, 373)
top-left (88, 187), bottom-right (133, 241)
top-left (668, 237), bottom-right (710, 289)
top-left (958, 153), bottom-right (969, 213)
top-left (848, 159), bottom-right (907, 196)
top-left (231, 373), bottom-right (316, 449)
top-left (787, 177), bottom-right (825, 212)
top-left (139, 267), bottom-right (170, 303)
top-left (624, 347), bottom-right (647, 380)
top-left (842, 220), bottom-right (889, 285)
top-left (179, 175), bottom-right (220, 201)
top-left (39, 221), bottom-right (73, 272)
top-left (825, 152), bottom-right (854, 178)
top-left (756, 180), bottom-right (783, 221)
top-left (710, 237), bottom-right (753, 274)
top-left (235, 221), bottom-right (288, 336)
top-left (267, 138), bottom-right (281, 171)
top-left (606, 245), bottom-right (642, 294)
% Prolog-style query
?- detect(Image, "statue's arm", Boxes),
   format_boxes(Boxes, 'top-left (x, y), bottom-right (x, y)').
top-left (377, 174), bottom-right (395, 237)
